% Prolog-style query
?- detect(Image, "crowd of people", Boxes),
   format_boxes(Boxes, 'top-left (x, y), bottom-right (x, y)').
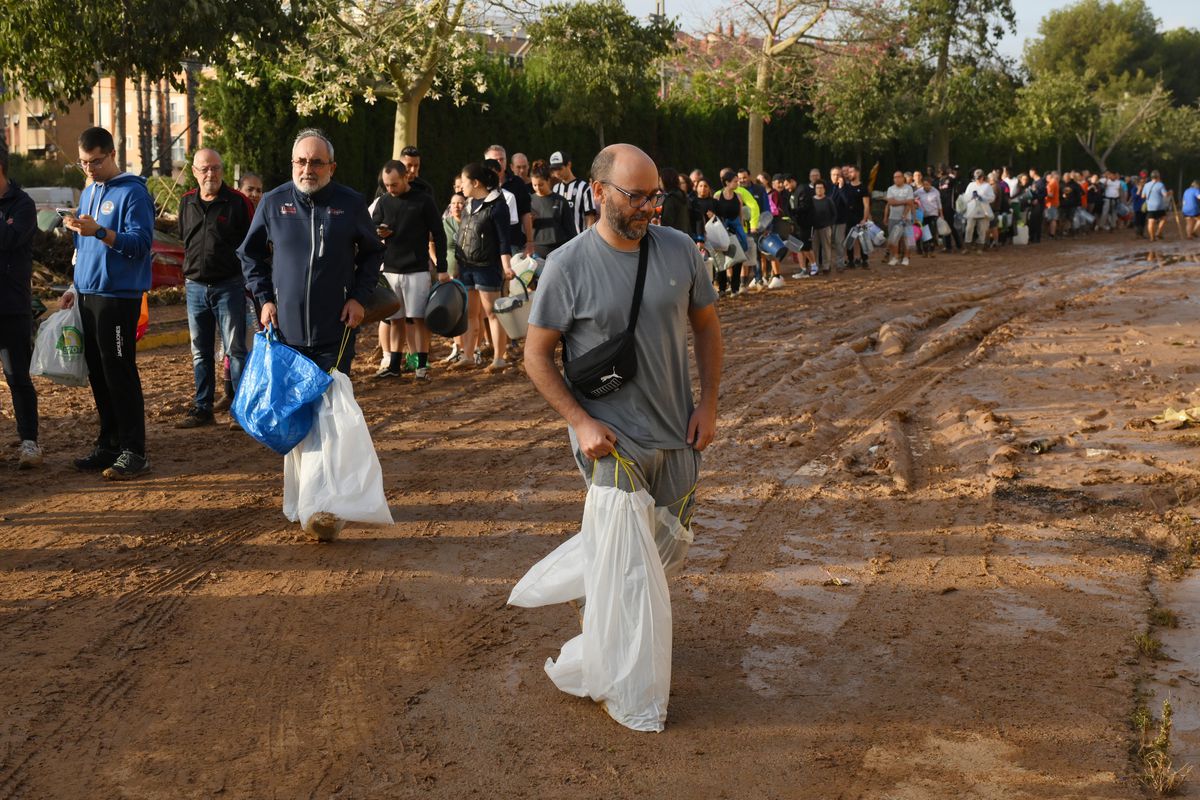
top-left (1, 124), bottom-right (1198, 485)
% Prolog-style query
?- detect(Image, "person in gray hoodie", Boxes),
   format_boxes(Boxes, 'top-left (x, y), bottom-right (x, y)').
top-left (61, 126), bottom-right (155, 480)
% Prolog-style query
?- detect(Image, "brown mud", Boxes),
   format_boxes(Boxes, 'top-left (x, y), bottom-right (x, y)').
top-left (3, 238), bottom-right (1200, 798)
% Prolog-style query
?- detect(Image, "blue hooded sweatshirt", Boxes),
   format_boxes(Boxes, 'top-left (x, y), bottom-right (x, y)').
top-left (73, 172), bottom-right (154, 298)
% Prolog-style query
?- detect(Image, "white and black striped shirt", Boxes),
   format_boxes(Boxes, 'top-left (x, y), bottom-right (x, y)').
top-left (553, 178), bottom-right (596, 235)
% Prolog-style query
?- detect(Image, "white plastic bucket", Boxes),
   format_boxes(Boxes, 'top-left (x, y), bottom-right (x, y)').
top-left (494, 276), bottom-right (533, 340)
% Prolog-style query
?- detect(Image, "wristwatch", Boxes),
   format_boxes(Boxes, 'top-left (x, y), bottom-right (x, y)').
top-left (94, 226), bottom-right (108, 240)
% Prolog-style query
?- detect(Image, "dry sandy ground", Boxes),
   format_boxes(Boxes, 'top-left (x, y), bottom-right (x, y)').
top-left (3, 235), bottom-right (1200, 799)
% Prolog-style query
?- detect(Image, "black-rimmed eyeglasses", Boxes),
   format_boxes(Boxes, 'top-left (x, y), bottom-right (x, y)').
top-left (601, 181), bottom-right (665, 209)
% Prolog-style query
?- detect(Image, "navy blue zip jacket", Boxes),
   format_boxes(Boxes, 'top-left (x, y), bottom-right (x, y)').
top-left (238, 180), bottom-right (384, 349)
top-left (0, 181), bottom-right (36, 316)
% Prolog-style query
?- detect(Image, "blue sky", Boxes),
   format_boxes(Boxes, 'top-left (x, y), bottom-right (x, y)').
top-left (622, 0), bottom-right (1194, 61)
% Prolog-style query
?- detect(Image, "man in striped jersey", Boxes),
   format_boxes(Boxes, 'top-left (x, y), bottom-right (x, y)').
top-left (549, 151), bottom-right (597, 235)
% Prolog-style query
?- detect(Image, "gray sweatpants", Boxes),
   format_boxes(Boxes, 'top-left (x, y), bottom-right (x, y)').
top-left (569, 430), bottom-right (701, 523)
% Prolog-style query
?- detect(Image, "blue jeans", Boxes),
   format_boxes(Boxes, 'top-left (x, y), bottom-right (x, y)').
top-left (186, 278), bottom-right (248, 411)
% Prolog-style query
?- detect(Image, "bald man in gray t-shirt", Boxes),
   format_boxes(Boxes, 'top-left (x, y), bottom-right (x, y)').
top-left (525, 144), bottom-right (723, 556)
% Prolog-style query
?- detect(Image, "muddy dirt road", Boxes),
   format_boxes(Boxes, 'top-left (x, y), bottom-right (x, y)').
top-left (4, 237), bottom-right (1200, 799)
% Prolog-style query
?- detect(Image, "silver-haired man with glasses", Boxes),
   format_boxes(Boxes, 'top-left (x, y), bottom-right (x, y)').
top-left (525, 143), bottom-right (723, 575)
top-left (175, 148), bottom-right (255, 430)
top-left (237, 128), bottom-right (384, 375)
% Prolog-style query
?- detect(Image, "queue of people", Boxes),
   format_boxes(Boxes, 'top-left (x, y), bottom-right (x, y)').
top-left (2, 124), bottom-right (1199, 483)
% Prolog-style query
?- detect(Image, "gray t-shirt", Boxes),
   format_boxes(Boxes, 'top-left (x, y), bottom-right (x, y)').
top-left (529, 225), bottom-right (718, 449)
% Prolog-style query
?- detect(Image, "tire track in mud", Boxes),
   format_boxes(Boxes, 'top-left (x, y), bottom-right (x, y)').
top-left (706, 255), bottom-right (1166, 574)
top-left (0, 501), bottom-right (273, 798)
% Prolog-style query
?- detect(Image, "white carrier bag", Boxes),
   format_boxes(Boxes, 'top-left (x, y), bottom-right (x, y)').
top-left (30, 305), bottom-right (88, 387)
top-left (283, 371), bottom-right (393, 529)
top-left (704, 217), bottom-right (730, 251)
top-left (510, 453), bottom-right (675, 733)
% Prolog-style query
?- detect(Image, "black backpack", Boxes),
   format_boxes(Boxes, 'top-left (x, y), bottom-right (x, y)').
top-left (457, 197), bottom-right (500, 265)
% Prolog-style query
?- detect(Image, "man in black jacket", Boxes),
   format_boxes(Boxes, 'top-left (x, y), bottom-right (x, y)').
top-left (176, 148), bottom-right (255, 429)
top-left (238, 129), bottom-right (383, 375)
top-left (0, 139), bottom-right (41, 468)
top-left (371, 159), bottom-right (448, 380)
top-left (1028, 168), bottom-right (1046, 244)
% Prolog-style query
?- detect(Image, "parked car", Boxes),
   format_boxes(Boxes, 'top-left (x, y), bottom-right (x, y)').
top-left (151, 229), bottom-right (185, 288)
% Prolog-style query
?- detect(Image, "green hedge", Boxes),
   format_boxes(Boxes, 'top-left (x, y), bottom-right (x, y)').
top-left (197, 58), bottom-right (1198, 204)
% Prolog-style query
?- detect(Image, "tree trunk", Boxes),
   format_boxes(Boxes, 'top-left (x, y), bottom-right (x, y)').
top-left (925, 3), bottom-right (957, 168)
top-left (1056, 140), bottom-right (1062, 174)
top-left (927, 127), bottom-right (951, 170)
top-left (157, 78), bottom-right (171, 176)
top-left (746, 54), bottom-right (771, 176)
top-left (184, 64), bottom-right (199, 154)
top-left (135, 76), bottom-right (150, 177)
top-left (392, 93), bottom-right (422, 158)
top-left (114, 68), bottom-right (127, 172)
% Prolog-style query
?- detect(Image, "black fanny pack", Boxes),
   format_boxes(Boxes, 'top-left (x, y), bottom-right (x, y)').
top-left (563, 235), bottom-right (649, 399)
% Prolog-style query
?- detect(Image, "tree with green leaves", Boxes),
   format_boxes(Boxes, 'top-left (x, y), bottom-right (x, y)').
top-left (905, 0), bottom-right (1016, 166)
top-left (674, 0), bottom-right (894, 175)
top-left (807, 45), bottom-right (923, 163)
top-left (1019, 0), bottom-right (1177, 172)
top-left (269, 0), bottom-right (484, 157)
top-left (1007, 70), bottom-right (1093, 171)
top-left (524, 0), bottom-right (675, 149)
top-left (1023, 0), bottom-right (1159, 86)
top-left (0, 0), bottom-right (304, 170)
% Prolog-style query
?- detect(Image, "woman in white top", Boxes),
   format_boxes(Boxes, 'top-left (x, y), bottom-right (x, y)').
top-left (915, 177), bottom-right (943, 257)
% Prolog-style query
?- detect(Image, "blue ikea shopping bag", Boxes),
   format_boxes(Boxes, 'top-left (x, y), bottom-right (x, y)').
top-left (231, 325), bottom-right (333, 455)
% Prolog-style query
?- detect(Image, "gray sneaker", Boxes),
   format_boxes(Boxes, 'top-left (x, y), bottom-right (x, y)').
top-left (17, 440), bottom-right (42, 470)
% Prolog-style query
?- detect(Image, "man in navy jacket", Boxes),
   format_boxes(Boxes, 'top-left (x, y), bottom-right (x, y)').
top-left (238, 129), bottom-right (383, 373)
top-left (0, 138), bottom-right (41, 469)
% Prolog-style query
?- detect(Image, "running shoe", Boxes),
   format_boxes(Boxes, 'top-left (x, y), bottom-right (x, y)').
top-left (809, 264), bottom-right (819, 276)
top-left (485, 358), bottom-right (508, 373)
top-left (888, 257), bottom-right (899, 266)
top-left (102, 450), bottom-right (151, 481)
top-left (414, 367), bottom-right (430, 381)
top-left (901, 256), bottom-right (910, 266)
top-left (17, 440), bottom-right (42, 470)
top-left (74, 446), bottom-right (120, 471)
top-left (374, 365), bottom-right (401, 379)
top-left (768, 276), bottom-right (785, 289)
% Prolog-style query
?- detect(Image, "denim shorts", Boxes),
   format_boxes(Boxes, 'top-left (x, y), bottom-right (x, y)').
top-left (458, 265), bottom-right (503, 292)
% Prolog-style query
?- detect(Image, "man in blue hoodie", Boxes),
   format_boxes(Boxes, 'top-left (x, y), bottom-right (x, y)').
top-left (61, 127), bottom-right (154, 480)
top-left (238, 128), bottom-right (383, 374)
top-left (0, 137), bottom-right (42, 469)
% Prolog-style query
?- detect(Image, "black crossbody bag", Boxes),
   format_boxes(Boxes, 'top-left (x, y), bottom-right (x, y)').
top-left (563, 235), bottom-right (649, 400)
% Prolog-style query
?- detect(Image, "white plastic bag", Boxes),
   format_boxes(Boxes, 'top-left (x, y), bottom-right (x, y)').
top-left (283, 371), bottom-right (393, 529)
top-left (1013, 223), bottom-right (1029, 245)
top-left (704, 217), bottom-right (730, 251)
top-left (543, 485), bottom-right (671, 732)
top-left (30, 306), bottom-right (88, 387)
top-left (508, 533), bottom-right (584, 608)
top-left (654, 507), bottom-right (694, 579)
top-left (508, 508), bottom-right (693, 609)
top-left (724, 238), bottom-right (748, 267)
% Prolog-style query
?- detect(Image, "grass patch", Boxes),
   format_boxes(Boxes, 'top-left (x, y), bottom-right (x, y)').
top-left (1135, 633), bottom-right (1165, 660)
top-left (1136, 699), bottom-right (1193, 795)
top-left (1150, 606), bottom-right (1181, 629)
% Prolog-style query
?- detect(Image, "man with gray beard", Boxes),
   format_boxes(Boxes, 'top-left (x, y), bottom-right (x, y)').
top-left (525, 144), bottom-right (723, 564)
top-left (238, 128), bottom-right (383, 375)
top-left (237, 128), bottom-right (383, 543)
